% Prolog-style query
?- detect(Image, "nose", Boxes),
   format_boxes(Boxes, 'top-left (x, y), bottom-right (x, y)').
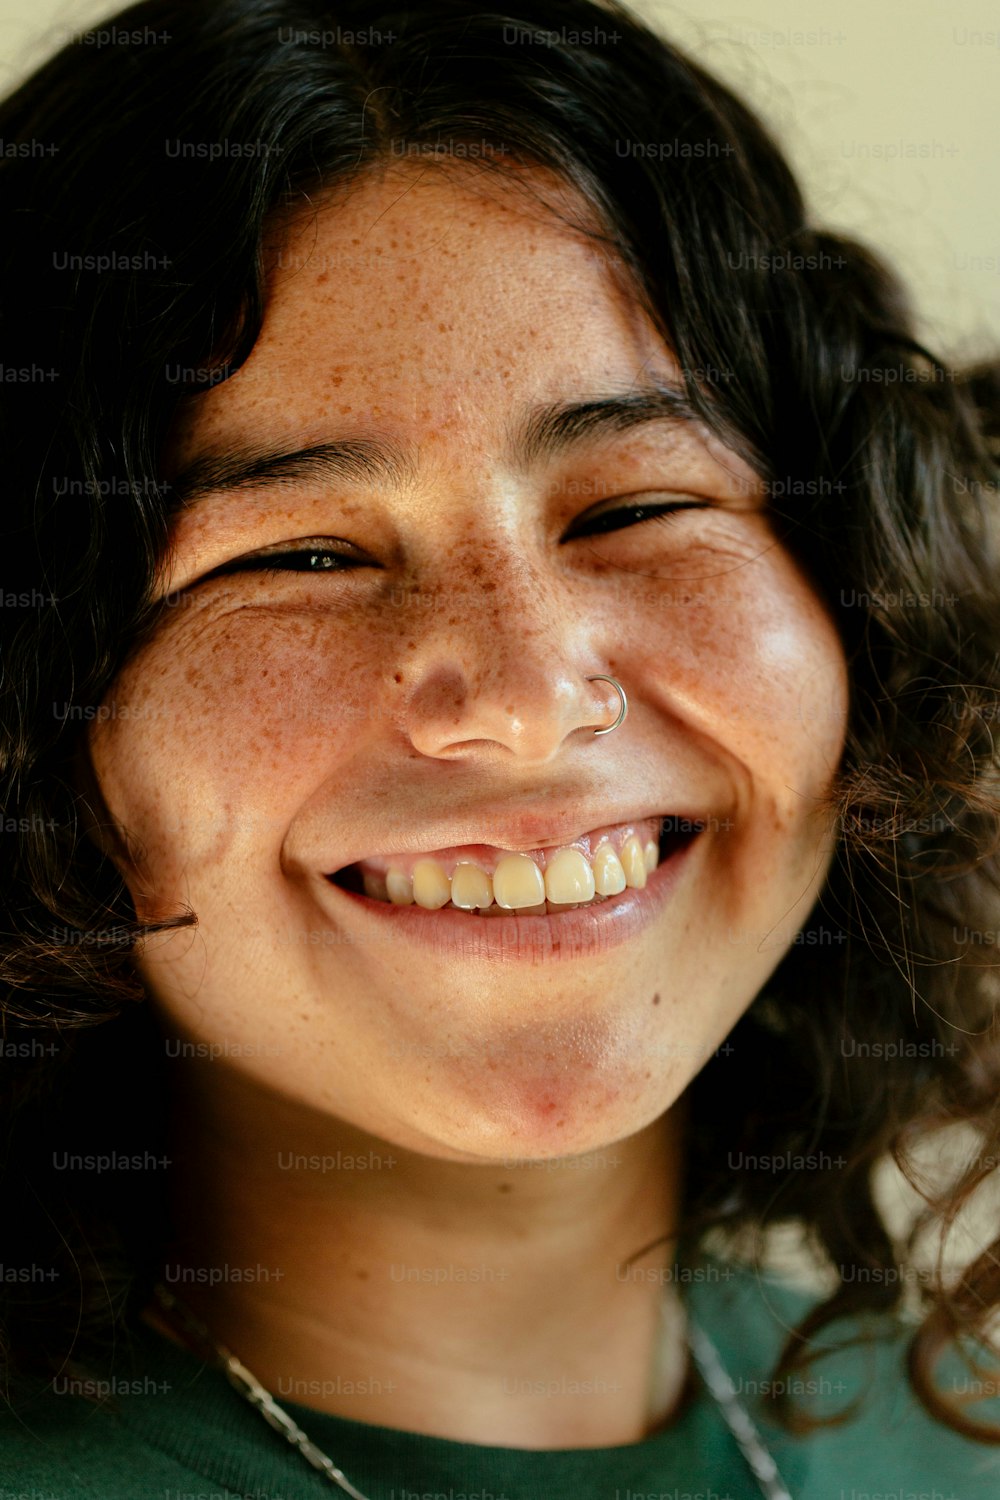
top-left (395, 551), bottom-right (624, 763)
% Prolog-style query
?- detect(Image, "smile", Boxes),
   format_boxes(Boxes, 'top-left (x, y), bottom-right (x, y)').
top-left (327, 816), bottom-right (704, 916)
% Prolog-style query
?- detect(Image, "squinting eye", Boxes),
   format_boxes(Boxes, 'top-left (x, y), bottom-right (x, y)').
top-left (566, 499), bottom-right (711, 539)
top-left (205, 544), bottom-right (367, 579)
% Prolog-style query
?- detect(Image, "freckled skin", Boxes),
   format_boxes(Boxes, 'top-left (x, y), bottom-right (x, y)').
top-left (83, 175), bottom-right (850, 1441)
top-left (88, 164), bottom-right (849, 1163)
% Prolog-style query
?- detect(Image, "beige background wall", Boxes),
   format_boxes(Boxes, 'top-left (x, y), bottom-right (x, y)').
top-left (1, 0), bottom-right (997, 359)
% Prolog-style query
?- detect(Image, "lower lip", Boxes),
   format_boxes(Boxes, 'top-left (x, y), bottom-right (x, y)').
top-left (320, 835), bottom-right (701, 964)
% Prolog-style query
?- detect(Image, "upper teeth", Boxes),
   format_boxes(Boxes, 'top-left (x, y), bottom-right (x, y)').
top-left (353, 819), bottom-right (665, 912)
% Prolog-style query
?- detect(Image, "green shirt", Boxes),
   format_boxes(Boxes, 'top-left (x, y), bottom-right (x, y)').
top-left (2, 1260), bottom-right (997, 1499)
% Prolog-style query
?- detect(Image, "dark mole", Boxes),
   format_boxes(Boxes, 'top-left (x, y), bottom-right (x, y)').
top-left (393, 672), bottom-right (403, 683)
top-left (652, 992), bottom-right (661, 1005)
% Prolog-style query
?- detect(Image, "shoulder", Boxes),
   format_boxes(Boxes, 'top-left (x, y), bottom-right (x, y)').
top-left (688, 1255), bottom-right (1000, 1499)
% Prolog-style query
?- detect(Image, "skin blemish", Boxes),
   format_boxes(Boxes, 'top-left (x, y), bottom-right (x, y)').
top-left (652, 993), bottom-right (661, 1006)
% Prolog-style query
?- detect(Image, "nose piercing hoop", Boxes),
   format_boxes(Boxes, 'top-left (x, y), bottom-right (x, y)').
top-left (586, 675), bottom-right (628, 736)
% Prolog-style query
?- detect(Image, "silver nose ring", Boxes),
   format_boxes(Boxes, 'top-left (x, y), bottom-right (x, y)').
top-left (586, 675), bottom-right (628, 736)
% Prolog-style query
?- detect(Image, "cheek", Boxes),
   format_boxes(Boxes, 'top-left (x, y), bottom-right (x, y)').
top-left (87, 608), bottom-right (374, 877)
top-left (629, 541), bottom-right (848, 792)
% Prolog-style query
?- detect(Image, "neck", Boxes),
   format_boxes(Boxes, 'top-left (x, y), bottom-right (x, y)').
top-left (151, 1063), bottom-right (690, 1449)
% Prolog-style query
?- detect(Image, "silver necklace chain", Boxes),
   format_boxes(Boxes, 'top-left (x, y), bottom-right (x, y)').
top-left (151, 1282), bottom-right (792, 1500)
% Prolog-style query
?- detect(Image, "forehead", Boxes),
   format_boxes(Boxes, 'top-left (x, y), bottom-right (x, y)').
top-left (166, 163), bottom-right (678, 467)
top-left (162, 162), bottom-right (766, 561)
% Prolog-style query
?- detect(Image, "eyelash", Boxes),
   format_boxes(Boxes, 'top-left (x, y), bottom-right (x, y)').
top-left (214, 500), bottom-right (710, 576)
top-left (571, 499), bottom-right (708, 539)
top-left (221, 548), bottom-right (360, 576)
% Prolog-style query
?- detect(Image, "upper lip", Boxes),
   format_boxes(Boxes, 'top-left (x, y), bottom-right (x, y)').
top-left (320, 804), bottom-right (706, 875)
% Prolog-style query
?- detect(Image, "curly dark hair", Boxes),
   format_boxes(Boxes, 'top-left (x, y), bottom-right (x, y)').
top-left (1, 0), bottom-right (999, 1443)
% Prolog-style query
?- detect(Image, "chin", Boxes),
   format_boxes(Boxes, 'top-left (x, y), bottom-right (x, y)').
top-left (409, 1052), bottom-right (681, 1164)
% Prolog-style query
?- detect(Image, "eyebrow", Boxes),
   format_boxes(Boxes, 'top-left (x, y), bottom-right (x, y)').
top-left (167, 382), bottom-right (701, 510)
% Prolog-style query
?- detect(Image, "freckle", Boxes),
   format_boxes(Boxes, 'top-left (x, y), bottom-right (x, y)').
top-left (316, 271), bottom-right (329, 284)
top-left (651, 992), bottom-right (660, 1006)
top-left (406, 640), bottom-right (416, 650)
top-left (498, 1183), bottom-right (512, 1193)
top-left (393, 672), bottom-right (403, 683)
top-left (356, 1269), bottom-right (369, 1280)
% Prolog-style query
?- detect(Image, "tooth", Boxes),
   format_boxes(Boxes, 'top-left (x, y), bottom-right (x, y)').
top-left (492, 853), bottom-right (546, 909)
top-left (450, 862), bottom-right (494, 910)
top-left (362, 868), bottom-right (387, 900)
top-left (620, 835), bottom-right (647, 889)
top-left (412, 858), bottom-right (452, 909)
top-left (544, 847), bottom-right (596, 905)
top-left (386, 867), bottom-right (414, 905)
top-left (643, 839), bottom-right (658, 874)
top-left (592, 843), bottom-right (626, 896)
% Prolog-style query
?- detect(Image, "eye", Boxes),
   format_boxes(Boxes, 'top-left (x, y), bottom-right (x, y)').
top-left (564, 498), bottom-right (712, 540)
top-left (202, 540), bottom-right (370, 580)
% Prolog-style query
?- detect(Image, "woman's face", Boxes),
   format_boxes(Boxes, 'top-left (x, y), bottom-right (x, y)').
top-left (88, 164), bottom-right (848, 1162)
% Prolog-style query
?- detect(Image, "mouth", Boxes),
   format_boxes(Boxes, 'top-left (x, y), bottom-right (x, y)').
top-left (326, 815), bottom-right (705, 917)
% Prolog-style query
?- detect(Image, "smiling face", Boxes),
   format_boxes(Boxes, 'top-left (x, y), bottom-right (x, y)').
top-left (87, 163), bottom-right (848, 1162)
